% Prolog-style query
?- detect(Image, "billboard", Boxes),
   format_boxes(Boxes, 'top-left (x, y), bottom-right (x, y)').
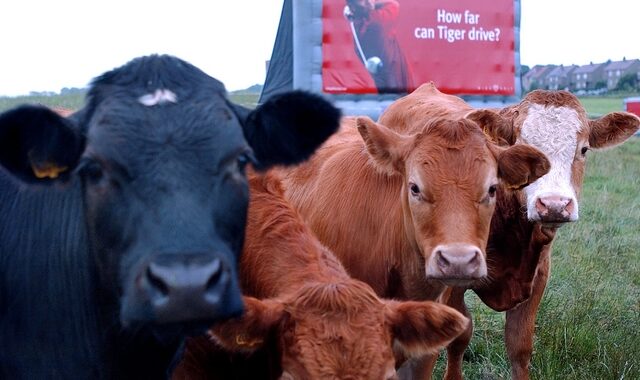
top-left (321, 0), bottom-right (515, 95)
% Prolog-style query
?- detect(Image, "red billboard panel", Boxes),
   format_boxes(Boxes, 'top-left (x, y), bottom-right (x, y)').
top-left (322, 0), bottom-right (515, 95)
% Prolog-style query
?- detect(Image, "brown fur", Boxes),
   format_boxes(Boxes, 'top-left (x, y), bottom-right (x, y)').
top-left (173, 170), bottom-right (469, 380)
top-left (278, 83), bottom-right (551, 379)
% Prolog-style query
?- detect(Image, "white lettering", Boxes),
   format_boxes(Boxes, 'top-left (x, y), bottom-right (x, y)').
top-left (414, 27), bottom-right (435, 39)
top-left (464, 10), bottom-right (479, 24)
top-left (437, 25), bottom-right (466, 43)
top-left (436, 9), bottom-right (462, 24)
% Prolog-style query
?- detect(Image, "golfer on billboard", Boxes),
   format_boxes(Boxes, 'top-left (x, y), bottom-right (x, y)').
top-left (344, 0), bottom-right (415, 93)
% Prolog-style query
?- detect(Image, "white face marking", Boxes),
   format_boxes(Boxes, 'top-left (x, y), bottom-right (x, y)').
top-left (138, 89), bottom-right (177, 106)
top-left (519, 104), bottom-right (582, 221)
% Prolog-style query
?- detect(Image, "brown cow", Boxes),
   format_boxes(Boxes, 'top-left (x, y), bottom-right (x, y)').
top-left (173, 171), bottom-right (470, 380)
top-left (438, 90), bottom-right (640, 380)
top-left (278, 82), bottom-right (551, 378)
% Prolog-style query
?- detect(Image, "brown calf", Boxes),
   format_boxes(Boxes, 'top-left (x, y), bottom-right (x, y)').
top-left (279, 83), bottom-right (551, 378)
top-left (173, 171), bottom-right (469, 380)
top-left (440, 90), bottom-right (640, 380)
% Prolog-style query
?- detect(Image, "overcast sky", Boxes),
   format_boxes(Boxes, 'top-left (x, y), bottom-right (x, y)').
top-left (0, 0), bottom-right (637, 96)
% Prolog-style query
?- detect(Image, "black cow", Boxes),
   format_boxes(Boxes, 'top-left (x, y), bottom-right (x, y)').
top-left (0, 54), bottom-right (341, 379)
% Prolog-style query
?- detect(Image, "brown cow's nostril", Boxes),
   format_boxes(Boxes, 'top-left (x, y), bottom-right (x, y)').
top-left (435, 250), bottom-right (450, 268)
top-left (535, 198), bottom-right (548, 216)
top-left (468, 249), bottom-right (481, 265)
top-left (564, 199), bottom-right (575, 216)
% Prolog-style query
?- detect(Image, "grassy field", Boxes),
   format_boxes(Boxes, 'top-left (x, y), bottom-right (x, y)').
top-left (1, 92), bottom-right (633, 115)
top-left (578, 96), bottom-right (628, 117)
top-left (1, 93), bottom-right (637, 379)
top-left (431, 138), bottom-right (640, 379)
top-left (0, 93), bottom-right (86, 113)
top-left (0, 92), bottom-right (260, 112)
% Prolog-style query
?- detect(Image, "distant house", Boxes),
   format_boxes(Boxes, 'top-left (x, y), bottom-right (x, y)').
top-left (573, 62), bottom-right (606, 91)
top-left (545, 65), bottom-right (578, 90)
top-left (522, 65), bottom-right (556, 92)
top-left (603, 59), bottom-right (640, 89)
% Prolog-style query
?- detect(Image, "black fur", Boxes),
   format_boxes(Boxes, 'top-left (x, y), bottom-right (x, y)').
top-left (0, 105), bottom-right (84, 183)
top-left (0, 54), bottom-right (340, 379)
top-left (240, 90), bottom-right (342, 169)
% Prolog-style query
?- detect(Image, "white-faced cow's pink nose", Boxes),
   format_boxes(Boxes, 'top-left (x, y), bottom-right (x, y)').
top-left (535, 195), bottom-right (574, 222)
top-left (426, 244), bottom-right (487, 283)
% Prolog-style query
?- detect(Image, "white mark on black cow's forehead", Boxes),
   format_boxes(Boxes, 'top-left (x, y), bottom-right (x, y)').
top-left (138, 89), bottom-right (178, 106)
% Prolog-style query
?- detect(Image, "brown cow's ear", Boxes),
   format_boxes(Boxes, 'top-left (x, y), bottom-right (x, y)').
top-left (385, 300), bottom-right (469, 357)
top-left (356, 116), bottom-right (412, 175)
top-left (588, 112), bottom-right (640, 150)
top-left (466, 109), bottom-right (515, 146)
top-left (208, 296), bottom-right (286, 353)
top-left (491, 144), bottom-right (550, 190)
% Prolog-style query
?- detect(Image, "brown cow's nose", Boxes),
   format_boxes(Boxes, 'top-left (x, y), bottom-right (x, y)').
top-left (143, 254), bottom-right (231, 323)
top-left (535, 195), bottom-right (574, 222)
top-left (427, 244), bottom-right (487, 283)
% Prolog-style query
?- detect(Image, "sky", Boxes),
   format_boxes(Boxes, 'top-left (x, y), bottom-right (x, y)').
top-left (0, 0), bottom-right (637, 97)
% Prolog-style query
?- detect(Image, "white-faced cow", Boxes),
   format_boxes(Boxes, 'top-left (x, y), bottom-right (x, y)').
top-left (440, 89), bottom-right (640, 380)
top-left (0, 55), bottom-right (341, 379)
top-left (278, 83), bottom-right (551, 378)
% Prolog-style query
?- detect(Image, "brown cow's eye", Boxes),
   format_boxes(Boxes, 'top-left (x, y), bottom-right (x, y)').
top-left (581, 146), bottom-right (589, 156)
top-left (488, 184), bottom-right (497, 197)
top-left (409, 182), bottom-right (420, 197)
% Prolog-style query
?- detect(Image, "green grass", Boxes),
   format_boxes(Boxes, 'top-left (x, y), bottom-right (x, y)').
top-left (0, 93), bottom-right (86, 112)
top-left (228, 93), bottom-right (260, 108)
top-left (432, 137), bottom-right (640, 379)
top-left (578, 96), bottom-right (627, 117)
top-left (0, 92), bottom-right (627, 116)
top-left (0, 92), bottom-right (260, 113)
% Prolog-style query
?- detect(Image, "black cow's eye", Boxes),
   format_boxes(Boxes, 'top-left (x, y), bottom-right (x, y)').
top-left (238, 151), bottom-right (258, 172)
top-left (237, 153), bottom-right (249, 171)
top-left (409, 182), bottom-right (420, 197)
top-left (78, 160), bottom-right (105, 184)
top-left (488, 184), bottom-right (498, 197)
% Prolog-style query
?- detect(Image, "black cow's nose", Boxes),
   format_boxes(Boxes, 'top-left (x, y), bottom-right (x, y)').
top-left (146, 257), bottom-right (223, 299)
top-left (142, 254), bottom-right (232, 323)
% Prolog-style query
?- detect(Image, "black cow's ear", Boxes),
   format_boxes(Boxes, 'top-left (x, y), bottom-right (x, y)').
top-left (236, 91), bottom-right (341, 170)
top-left (0, 105), bottom-right (85, 184)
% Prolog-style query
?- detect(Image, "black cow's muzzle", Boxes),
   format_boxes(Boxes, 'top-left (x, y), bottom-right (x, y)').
top-left (123, 253), bottom-right (244, 327)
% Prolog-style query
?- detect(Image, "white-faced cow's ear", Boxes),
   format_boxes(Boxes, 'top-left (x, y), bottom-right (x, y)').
top-left (588, 112), bottom-right (640, 150)
top-left (384, 300), bottom-right (469, 357)
top-left (208, 296), bottom-right (286, 353)
top-left (466, 109), bottom-right (515, 146)
top-left (356, 116), bottom-right (413, 175)
top-left (0, 105), bottom-right (85, 184)
top-left (234, 91), bottom-right (341, 170)
top-left (489, 143), bottom-right (550, 190)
